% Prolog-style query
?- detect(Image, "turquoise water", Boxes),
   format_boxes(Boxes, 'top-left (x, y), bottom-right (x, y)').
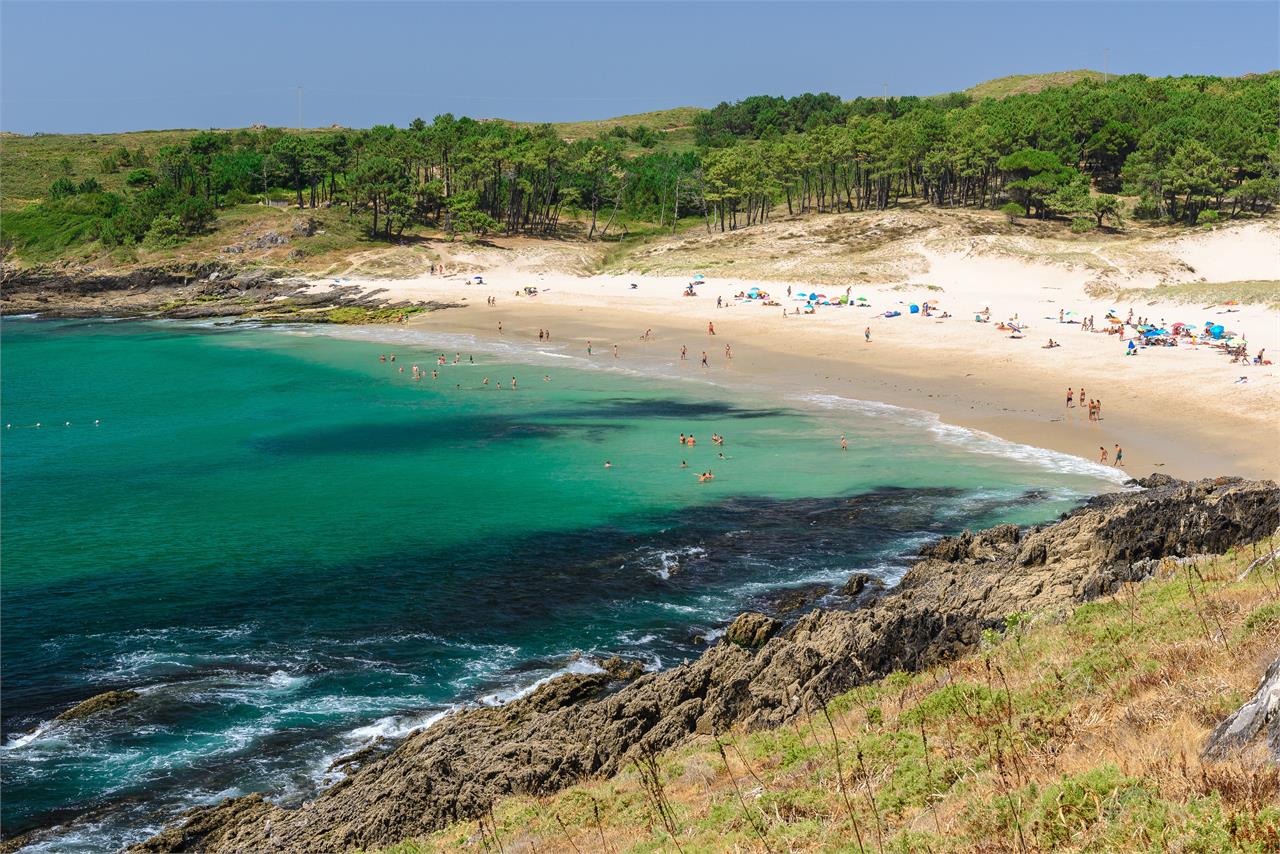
top-left (0, 317), bottom-right (1124, 851)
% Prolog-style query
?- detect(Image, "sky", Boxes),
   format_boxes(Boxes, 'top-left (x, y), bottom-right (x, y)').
top-left (1, 1), bottom-right (1277, 134)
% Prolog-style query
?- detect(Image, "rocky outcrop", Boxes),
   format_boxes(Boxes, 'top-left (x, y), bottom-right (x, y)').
top-left (724, 612), bottom-right (780, 648)
top-left (1202, 657), bottom-right (1280, 763)
top-left (54, 689), bottom-right (139, 722)
top-left (131, 476), bottom-right (1279, 853)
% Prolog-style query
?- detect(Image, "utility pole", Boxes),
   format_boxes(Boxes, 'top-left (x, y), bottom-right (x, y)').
top-left (882, 82), bottom-right (888, 101)
top-left (297, 86), bottom-right (303, 130)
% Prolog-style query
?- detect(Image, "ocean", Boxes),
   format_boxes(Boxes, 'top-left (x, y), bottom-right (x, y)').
top-left (0, 316), bottom-right (1127, 851)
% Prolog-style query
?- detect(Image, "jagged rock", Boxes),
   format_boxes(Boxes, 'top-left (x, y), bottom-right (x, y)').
top-left (1202, 657), bottom-right (1280, 763)
top-left (54, 689), bottom-right (139, 722)
top-left (724, 612), bottom-right (780, 648)
top-left (130, 476), bottom-right (1280, 854)
top-left (768, 584), bottom-right (831, 615)
top-left (597, 656), bottom-right (645, 682)
top-left (290, 219), bottom-right (317, 238)
top-left (842, 573), bottom-right (872, 596)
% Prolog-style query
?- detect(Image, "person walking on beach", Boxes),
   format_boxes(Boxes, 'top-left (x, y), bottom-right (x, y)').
top-left (1114, 444), bottom-right (1124, 467)
top-left (587, 340), bottom-right (592, 356)
top-left (724, 344), bottom-right (732, 360)
top-left (1095, 399), bottom-right (1102, 420)
top-left (613, 344), bottom-right (619, 359)
top-left (680, 345), bottom-right (687, 361)
top-left (498, 322), bottom-right (503, 334)
top-left (1099, 446), bottom-right (1108, 463)
top-left (701, 351), bottom-right (709, 367)
top-left (864, 326), bottom-right (872, 343)
top-left (1066, 388), bottom-right (1074, 408)
top-left (717, 296), bottom-right (722, 308)
top-left (708, 322), bottom-right (716, 335)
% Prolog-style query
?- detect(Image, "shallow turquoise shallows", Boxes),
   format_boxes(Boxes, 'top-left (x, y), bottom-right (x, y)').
top-left (0, 317), bottom-right (1122, 852)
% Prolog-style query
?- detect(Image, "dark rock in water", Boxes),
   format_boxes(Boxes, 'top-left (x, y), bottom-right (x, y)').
top-left (766, 584), bottom-right (831, 615)
top-left (55, 689), bottom-right (139, 722)
top-left (1202, 657), bottom-right (1280, 763)
top-left (725, 612), bottom-right (780, 648)
top-left (597, 656), bottom-right (646, 682)
top-left (130, 476), bottom-right (1280, 854)
top-left (841, 573), bottom-right (872, 597)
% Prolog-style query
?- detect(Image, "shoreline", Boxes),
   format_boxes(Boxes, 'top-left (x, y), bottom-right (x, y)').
top-left (388, 297), bottom-right (1275, 481)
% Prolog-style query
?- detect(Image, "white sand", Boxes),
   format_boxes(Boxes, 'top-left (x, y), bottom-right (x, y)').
top-left (307, 220), bottom-right (1280, 479)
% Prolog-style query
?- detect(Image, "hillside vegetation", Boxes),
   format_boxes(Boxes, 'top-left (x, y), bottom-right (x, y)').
top-left (380, 545), bottom-right (1280, 853)
top-left (2, 72), bottom-right (1275, 275)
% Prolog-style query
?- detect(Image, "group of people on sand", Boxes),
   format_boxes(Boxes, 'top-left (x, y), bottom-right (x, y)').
top-left (1065, 387), bottom-right (1103, 422)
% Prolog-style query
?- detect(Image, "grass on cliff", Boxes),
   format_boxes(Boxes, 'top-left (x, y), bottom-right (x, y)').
top-left (374, 542), bottom-right (1280, 854)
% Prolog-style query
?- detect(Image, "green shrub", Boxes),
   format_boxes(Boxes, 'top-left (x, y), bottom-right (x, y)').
top-left (49, 177), bottom-right (77, 199)
top-left (1198, 209), bottom-right (1220, 225)
top-left (143, 213), bottom-right (185, 248)
top-left (1243, 601), bottom-right (1280, 635)
top-left (1000, 202), bottom-right (1023, 222)
top-left (1071, 216), bottom-right (1096, 233)
top-left (125, 168), bottom-right (157, 187)
top-left (1026, 765), bottom-right (1151, 848)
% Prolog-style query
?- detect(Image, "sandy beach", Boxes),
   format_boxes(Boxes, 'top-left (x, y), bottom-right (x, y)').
top-left (307, 218), bottom-right (1280, 480)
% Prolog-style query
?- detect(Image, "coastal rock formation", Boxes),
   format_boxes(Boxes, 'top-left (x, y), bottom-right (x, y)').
top-left (131, 476), bottom-right (1278, 853)
top-left (54, 689), bottom-right (139, 722)
top-left (724, 611), bottom-right (780, 648)
top-left (1202, 657), bottom-right (1280, 763)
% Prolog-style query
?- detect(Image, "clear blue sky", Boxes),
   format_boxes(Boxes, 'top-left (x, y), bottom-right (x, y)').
top-left (2, 1), bottom-right (1276, 134)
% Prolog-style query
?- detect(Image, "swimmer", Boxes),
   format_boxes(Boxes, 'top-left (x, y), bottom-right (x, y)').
top-left (679, 433), bottom-right (686, 445)
top-left (543, 375), bottom-right (550, 382)
top-left (431, 369), bottom-right (438, 379)
top-left (604, 461), bottom-right (613, 468)
top-left (687, 435), bottom-right (696, 447)
top-left (680, 460), bottom-right (688, 468)
top-left (483, 377), bottom-right (490, 385)
top-left (841, 433), bottom-right (848, 451)
top-left (511, 377), bottom-right (517, 390)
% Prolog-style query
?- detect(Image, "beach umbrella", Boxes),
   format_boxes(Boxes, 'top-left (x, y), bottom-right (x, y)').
top-left (693, 274), bottom-right (705, 281)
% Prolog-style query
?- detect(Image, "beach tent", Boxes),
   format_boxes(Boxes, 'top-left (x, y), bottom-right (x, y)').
top-left (909, 304), bottom-right (920, 314)
top-left (1210, 324), bottom-right (1225, 339)
top-left (838, 295), bottom-right (849, 305)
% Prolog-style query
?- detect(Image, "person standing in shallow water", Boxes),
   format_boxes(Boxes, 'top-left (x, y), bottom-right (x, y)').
top-left (864, 326), bottom-right (871, 343)
top-left (1114, 444), bottom-right (1124, 467)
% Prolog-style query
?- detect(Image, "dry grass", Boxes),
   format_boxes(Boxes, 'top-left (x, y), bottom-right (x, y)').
top-left (964, 70), bottom-right (1106, 100)
top-left (374, 543), bottom-right (1280, 853)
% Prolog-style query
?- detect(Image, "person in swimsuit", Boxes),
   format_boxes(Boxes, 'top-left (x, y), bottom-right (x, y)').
top-left (1066, 388), bottom-right (1074, 408)
top-left (708, 322), bottom-right (715, 335)
top-left (1099, 446), bottom-right (1108, 463)
top-left (841, 434), bottom-right (848, 450)
top-left (1113, 445), bottom-right (1123, 467)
